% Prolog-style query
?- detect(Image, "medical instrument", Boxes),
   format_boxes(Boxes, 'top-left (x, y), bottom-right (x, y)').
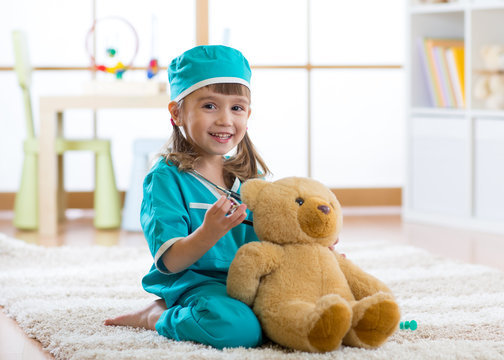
top-left (191, 170), bottom-right (253, 226)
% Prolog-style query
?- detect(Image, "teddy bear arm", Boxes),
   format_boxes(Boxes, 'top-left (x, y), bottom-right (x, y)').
top-left (227, 242), bottom-right (283, 306)
top-left (337, 254), bottom-right (393, 300)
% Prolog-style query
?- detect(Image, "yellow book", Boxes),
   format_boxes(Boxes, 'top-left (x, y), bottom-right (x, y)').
top-left (452, 46), bottom-right (465, 103)
top-left (445, 47), bottom-right (464, 107)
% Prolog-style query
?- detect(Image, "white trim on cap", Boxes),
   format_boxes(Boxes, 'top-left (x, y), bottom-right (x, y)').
top-left (174, 77), bottom-right (250, 102)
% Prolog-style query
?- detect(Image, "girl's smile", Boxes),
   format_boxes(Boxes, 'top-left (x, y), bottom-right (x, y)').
top-left (209, 132), bottom-right (234, 143)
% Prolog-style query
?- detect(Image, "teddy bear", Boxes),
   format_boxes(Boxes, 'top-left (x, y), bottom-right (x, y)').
top-left (227, 177), bottom-right (401, 353)
top-left (474, 45), bottom-right (504, 110)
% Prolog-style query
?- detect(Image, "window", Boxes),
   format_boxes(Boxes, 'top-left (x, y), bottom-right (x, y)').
top-left (208, 0), bottom-right (406, 186)
top-left (1, 0), bottom-right (405, 192)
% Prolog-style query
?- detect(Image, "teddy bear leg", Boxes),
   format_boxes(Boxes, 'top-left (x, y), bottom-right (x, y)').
top-left (307, 294), bottom-right (353, 352)
top-left (343, 292), bottom-right (400, 349)
top-left (260, 294), bottom-right (352, 353)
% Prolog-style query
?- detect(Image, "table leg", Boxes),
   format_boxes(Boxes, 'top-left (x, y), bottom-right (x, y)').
top-left (39, 104), bottom-right (58, 237)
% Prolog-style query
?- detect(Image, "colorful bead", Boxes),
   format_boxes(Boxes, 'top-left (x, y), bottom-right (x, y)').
top-left (106, 48), bottom-right (117, 57)
top-left (147, 58), bottom-right (159, 79)
top-left (400, 320), bottom-right (417, 331)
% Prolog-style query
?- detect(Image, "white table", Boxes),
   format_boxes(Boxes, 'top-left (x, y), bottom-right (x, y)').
top-left (38, 94), bottom-right (171, 237)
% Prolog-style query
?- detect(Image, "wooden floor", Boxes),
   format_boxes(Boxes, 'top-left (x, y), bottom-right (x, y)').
top-left (1, 208), bottom-right (503, 360)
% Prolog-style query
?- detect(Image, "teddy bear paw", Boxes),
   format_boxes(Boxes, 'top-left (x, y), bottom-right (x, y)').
top-left (345, 292), bottom-right (400, 348)
top-left (307, 295), bottom-right (352, 352)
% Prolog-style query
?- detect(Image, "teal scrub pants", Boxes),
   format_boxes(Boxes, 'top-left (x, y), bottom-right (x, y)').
top-left (155, 281), bottom-right (263, 349)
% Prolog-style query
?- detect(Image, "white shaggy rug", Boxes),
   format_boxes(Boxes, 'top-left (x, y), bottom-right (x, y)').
top-left (1, 233), bottom-right (504, 360)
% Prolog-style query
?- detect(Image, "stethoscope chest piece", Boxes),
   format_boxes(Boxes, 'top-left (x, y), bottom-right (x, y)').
top-left (190, 170), bottom-right (253, 226)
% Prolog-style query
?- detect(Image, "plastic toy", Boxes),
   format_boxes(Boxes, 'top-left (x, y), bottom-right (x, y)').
top-left (85, 16), bottom-right (139, 79)
top-left (400, 320), bottom-right (418, 331)
top-left (147, 58), bottom-right (159, 79)
top-left (146, 15), bottom-right (159, 79)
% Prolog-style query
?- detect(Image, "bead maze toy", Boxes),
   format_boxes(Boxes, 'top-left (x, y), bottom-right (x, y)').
top-left (86, 16), bottom-right (139, 79)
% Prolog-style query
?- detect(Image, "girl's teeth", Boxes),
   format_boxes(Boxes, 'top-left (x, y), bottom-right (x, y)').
top-left (211, 133), bottom-right (231, 139)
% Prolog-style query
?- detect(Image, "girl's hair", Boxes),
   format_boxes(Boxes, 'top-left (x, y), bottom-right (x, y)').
top-left (162, 83), bottom-right (270, 188)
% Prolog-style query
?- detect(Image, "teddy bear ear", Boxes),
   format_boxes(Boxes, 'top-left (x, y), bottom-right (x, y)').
top-left (241, 179), bottom-right (269, 210)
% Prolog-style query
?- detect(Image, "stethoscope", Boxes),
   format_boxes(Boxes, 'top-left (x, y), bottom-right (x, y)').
top-left (191, 170), bottom-right (254, 227)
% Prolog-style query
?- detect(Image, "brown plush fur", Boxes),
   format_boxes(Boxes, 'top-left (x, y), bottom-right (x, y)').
top-left (227, 177), bottom-right (400, 353)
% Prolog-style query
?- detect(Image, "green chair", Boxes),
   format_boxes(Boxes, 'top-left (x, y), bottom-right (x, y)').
top-left (12, 30), bottom-right (121, 230)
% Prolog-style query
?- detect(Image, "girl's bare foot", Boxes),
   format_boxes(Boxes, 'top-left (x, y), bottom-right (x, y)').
top-left (104, 299), bottom-right (167, 330)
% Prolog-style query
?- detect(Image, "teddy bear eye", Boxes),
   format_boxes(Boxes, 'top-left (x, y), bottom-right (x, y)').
top-left (295, 197), bottom-right (304, 206)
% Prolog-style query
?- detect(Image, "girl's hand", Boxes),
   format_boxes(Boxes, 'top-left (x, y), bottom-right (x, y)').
top-left (329, 237), bottom-right (346, 258)
top-left (328, 237), bottom-right (339, 251)
top-left (161, 196), bottom-right (247, 273)
top-left (201, 196), bottom-right (248, 241)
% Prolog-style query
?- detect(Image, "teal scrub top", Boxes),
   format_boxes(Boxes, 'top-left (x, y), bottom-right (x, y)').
top-left (140, 157), bottom-right (258, 307)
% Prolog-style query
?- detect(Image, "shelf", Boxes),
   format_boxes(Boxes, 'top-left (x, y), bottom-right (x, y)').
top-left (471, 1), bottom-right (504, 11)
top-left (411, 107), bottom-right (466, 117)
top-left (410, 3), bottom-right (466, 14)
top-left (470, 109), bottom-right (504, 118)
top-left (411, 1), bottom-right (504, 14)
top-left (411, 108), bottom-right (504, 118)
top-left (406, 2), bottom-right (504, 234)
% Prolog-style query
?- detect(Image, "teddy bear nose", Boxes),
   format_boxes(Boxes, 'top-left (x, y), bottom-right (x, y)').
top-left (317, 205), bottom-right (331, 214)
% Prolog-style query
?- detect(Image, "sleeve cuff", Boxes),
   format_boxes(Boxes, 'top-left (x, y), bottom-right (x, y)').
top-left (154, 237), bottom-right (185, 274)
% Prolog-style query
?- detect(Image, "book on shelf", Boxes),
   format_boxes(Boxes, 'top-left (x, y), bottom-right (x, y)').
top-left (418, 37), bottom-right (465, 108)
top-left (438, 46), bottom-right (457, 107)
top-left (446, 46), bottom-right (465, 108)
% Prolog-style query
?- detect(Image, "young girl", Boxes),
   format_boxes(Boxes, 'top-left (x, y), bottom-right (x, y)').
top-left (105, 45), bottom-right (270, 349)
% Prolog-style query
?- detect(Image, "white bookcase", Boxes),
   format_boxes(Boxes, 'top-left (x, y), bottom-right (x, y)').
top-left (404, 0), bottom-right (504, 234)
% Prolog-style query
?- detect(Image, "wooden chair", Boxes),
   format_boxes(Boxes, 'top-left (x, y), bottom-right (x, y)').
top-left (12, 30), bottom-right (121, 230)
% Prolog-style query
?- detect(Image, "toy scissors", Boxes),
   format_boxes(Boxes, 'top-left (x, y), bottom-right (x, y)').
top-left (191, 170), bottom-right (253, 226)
